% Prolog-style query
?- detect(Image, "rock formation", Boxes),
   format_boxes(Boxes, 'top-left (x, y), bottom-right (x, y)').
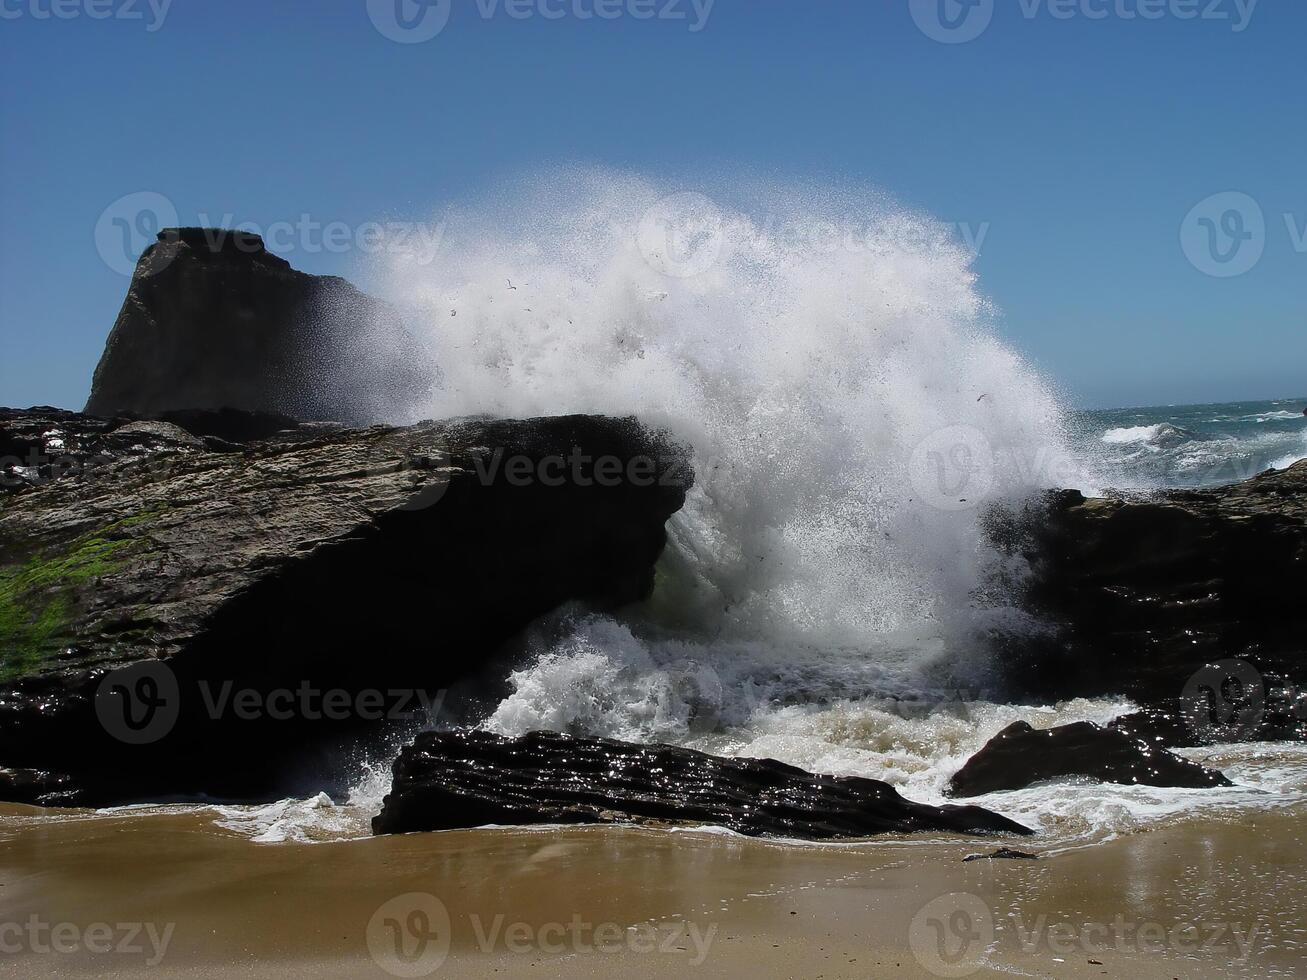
top-left (995, 461), bottom-right (1307, 708)
top-left (948, 720), bottom-right (1232, 798)
top-left (84, 228), bottom-right (432, 424)
top-left (0, 408), bottom-right (691, 805)
top-left (372, 729), bottom-right (1034, 839)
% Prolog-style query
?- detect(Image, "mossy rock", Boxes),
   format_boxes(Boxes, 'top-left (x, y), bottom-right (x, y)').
top-left (0, 517), bottom-right (154, 682)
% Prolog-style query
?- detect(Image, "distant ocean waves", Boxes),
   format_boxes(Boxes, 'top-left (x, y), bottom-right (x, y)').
top-left (1074, 398), bottom-right (1307, 489)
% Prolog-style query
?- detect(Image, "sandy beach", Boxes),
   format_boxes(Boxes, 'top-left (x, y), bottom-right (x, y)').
top-left (2, 801), bottom-right (1303, 978)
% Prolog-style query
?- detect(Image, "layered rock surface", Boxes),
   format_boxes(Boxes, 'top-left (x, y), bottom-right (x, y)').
top-left (373, 729), bottom-right (1034, 839)
top-left (997, 461), bottom-right (1307, 707)
top-left (0, 408), bottom-right (691, 805)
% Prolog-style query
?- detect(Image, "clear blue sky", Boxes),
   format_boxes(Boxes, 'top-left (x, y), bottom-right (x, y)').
top-left (1, 0), bottom-right (1303, 410)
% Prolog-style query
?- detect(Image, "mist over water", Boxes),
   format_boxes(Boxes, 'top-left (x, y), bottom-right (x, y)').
top-left (373, 168), bottom-right (1081, 737)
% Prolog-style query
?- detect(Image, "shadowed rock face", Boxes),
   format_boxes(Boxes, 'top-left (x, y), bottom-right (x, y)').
top-left (373, 729), bottom-right (1034, 839)
top-left (84, 228), bottom-right (432, 424)
top-left (0, 408), bottom-right (691, 806)
top-left (994, 460), bottom-right (1307, 706)
top-left (947, 720), bottom-right (1232, 798)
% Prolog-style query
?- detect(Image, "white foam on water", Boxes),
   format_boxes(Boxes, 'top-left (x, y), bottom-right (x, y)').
top-left (1244, 410), bottom-right (1304, 423)
top-left (1102, 424), bottom-right (1167, 445)
top-left (376, 167), bottom-right (1083, 702)
top-left (208, 759), bottom-right (395, 844)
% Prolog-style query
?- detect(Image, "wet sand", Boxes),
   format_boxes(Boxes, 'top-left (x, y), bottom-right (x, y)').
top-left (2, 803), bottom-right (1304, 978)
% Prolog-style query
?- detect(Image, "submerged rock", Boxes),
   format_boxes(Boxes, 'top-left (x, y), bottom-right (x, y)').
top-left (963, 847), bottom-right (1039, 862)
top-left (0, 408), bottom-right (691, 805)
top-left (372, 729), bottom-right (1034, 839)
top-left (947, 720), bottom-right (1232, 798)
top-left (996, 461), bottom-right (1307, 707)
top-left (84, 228), bottom-right (432, 424)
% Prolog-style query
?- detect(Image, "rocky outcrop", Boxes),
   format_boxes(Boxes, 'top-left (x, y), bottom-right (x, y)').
top-left (0, 408), bottom-right (691, 805)
top-left (84, 228), bottom-right (432, 424)
top-left (372, 729), bottom-right (1034, 839)
top-left (996, 461), bottom-right (1307, 707)
top-left (947, 720), bottom-right (1232, 798)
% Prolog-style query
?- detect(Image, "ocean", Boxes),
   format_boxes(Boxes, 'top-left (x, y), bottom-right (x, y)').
top-left (1072, 398), bottom-right (1307, 491)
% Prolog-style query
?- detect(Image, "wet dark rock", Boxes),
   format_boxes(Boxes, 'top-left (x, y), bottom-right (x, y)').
top-left (947, 720), bottom-right (1232, 798)
top-left (372, 729), bottom-right (1034, 839)
top-left (84, 229), bottom-right (432, 424)
top-left (963, 847), bottom-right (1039, 862)
top-left (0, 408), bottom-right (691, 806)
top-left (1109, 677), bottom-right (1307, 750)
top-left (995, 461), bottom-right (1307, 707)
top-left (0, 767), bottom-right (79, 807)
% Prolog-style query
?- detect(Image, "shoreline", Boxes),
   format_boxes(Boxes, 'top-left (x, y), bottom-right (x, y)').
top-left (3, 802), bottom-right (1304, 978)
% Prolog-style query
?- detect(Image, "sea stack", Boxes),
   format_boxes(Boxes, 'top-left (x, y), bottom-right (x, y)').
top-left (84, 228), bottom-right (433, 425)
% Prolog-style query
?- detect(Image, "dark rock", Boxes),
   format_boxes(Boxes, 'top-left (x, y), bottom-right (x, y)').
top-left (0, 408), bottom-right (692, 806)
top-left (0, 767), bottom-right (79, 807)
top-left (84, 229), bottom-right (432, 424)
top-left (1109, 677), bottom-right (1307, 750)
top-left (372, 729), bottom-right (1034, 839)
top-left (947, 720), bottom-right (1232, 798)
top-left (963, 848), bottom-right (1039, 862)
top-left (994, 462), bottom-right (1307, 707)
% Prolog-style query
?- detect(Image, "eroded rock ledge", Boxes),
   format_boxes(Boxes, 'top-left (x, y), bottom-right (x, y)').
top-left (0, 408), bottom-right (691, 805)
top-left (997, 460), bottom-right (1307, 708)
top-left (372, 729), bottom-right (1034, 839)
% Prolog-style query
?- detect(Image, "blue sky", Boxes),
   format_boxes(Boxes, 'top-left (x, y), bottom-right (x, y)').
top-left (1, 0), bottom-right (1303, 410)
